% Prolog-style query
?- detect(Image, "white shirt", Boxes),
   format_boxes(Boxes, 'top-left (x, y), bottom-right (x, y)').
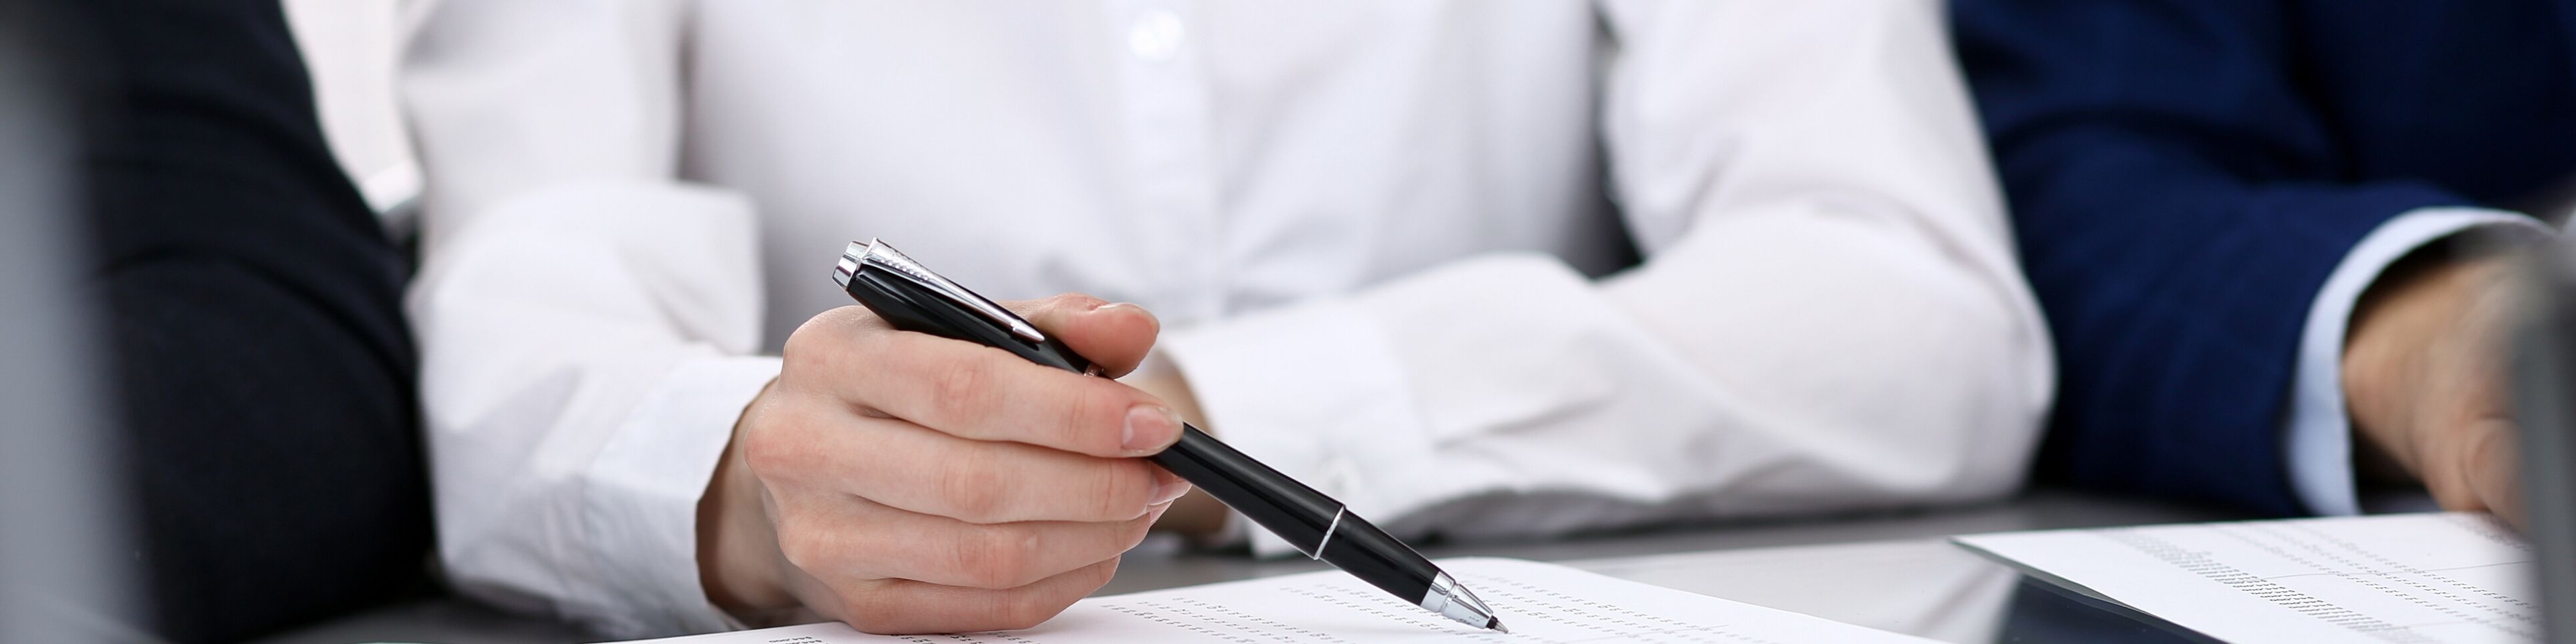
top-left (400, 0), bottom-right (2055, 637)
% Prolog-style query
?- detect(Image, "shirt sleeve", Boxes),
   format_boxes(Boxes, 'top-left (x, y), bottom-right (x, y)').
top-left (401, 0), bottom-right (774, 637)
top-left (1160, 0), bottom-right (2053, 555)
top-left (2286, 208), bottom-right (2553, 516)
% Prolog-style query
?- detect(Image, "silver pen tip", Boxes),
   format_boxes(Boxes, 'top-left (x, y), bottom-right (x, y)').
top-left (1421, 572), bottom-right (1506, 633)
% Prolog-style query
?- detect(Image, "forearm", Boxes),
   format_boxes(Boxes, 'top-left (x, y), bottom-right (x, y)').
top-left (1144, 0), bottom-right (2048, 553)
top-left (1159, 232), bottom-right (2049, 551)
top-left (411, 182), bottom-right (779, 637)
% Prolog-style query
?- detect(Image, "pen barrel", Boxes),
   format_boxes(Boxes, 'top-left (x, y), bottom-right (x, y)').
top-left (844, 270), bottom-right (1092, 372)
top-left (1150, 429), bottom-right (1437, 604)
top-left (1311, 512), bottom-right (1440, 606)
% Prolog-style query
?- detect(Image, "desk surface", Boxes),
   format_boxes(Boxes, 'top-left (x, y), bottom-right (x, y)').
top-left (252, 490), bottom-right (2246, 644)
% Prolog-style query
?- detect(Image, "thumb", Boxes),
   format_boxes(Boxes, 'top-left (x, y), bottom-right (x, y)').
top-left (1010, 294), bottom-right (1162, 378)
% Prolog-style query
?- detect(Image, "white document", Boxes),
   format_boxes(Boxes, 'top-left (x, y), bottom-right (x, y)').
top-left (1955, 513), bottom-right (2537, 643)
top-left (627, 557), bottom-right (1934, 643)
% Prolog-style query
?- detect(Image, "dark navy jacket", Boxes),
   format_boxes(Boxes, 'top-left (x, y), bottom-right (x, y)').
top-left (1952, 1), bottom-right (2576, 515)
top-left (54, 0), bottom-right (434, 639)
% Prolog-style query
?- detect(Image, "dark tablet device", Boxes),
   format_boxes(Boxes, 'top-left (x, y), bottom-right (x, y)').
top-left (2517, 240), bottom-right (2576, 644)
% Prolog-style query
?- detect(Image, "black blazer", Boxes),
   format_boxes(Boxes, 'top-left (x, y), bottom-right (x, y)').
top-left (55, 0), bottom-right (433, 640)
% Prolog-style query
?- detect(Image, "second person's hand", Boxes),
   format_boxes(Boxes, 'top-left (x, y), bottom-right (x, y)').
top-left (697, 294), bottom-right (1192, 633)
top-left (2345, 254), bottom-right (2526, 527)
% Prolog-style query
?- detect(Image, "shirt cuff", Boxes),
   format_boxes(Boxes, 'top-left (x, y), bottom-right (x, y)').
top-left (1157, 298), bottom-right (1433, 557)
top-left (582, 354), bottom-right (780, 635)
top-left (2286, 207), bottom-right (2548, 516)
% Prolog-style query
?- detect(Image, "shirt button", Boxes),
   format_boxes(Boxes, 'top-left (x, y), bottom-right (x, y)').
top-left (1128, 9), bottom-right (1185, 62)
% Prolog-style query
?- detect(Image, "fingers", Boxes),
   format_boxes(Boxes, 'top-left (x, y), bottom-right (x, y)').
top-left (2466, 419), bottom-right (2526, 530)
top-left (1012, 294), bottom-right (1161, 378)
top-left (775, 415), bottom-right (1189, 523)
top-left (2418, 414), bottom-right (2524, 529)
top-left (843, 328), bottom-right (1183, 457)
top-left (782, 298), bottom-right (1182, 457)
top-left (833, 557), bottom-right (1123, 634)
top-left (775, 494), bottom-right (1161, 592)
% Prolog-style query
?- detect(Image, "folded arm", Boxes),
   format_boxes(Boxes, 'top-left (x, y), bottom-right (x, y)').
top-left (1161, 0), bottom-right (2055, 554)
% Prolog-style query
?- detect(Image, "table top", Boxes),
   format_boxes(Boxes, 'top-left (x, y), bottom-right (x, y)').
top-left (251, 489), bottom-right (2249, 644)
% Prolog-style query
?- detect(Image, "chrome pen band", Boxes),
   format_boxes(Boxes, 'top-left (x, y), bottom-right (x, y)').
top-left (1299, 505), bottom-right (1348, 561)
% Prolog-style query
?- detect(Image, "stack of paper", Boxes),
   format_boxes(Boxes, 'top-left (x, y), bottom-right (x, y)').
top-left (631, 557), bottom-right (1935, 643)
top-left (1957, 513), bottom-right (2536, 643)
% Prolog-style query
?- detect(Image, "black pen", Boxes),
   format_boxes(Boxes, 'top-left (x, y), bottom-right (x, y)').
top-left (831, 238), bottom-right (1508, 633)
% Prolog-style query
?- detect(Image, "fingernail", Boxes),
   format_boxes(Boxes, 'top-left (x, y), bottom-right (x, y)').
top-left (1146, 500), bottom-right (1175, 524)
top-left (1149, 478), bottom-right (1193, 506)
top-left (1122, 405), bottom-right (1181, 453)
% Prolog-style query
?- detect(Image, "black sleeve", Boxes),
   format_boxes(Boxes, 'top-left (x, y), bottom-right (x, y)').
top-left (54, 0), bottom-right (435, 641)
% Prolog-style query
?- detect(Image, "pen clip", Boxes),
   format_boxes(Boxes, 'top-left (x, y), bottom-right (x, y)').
top-left (838, 238), bottom-right (1049, 343)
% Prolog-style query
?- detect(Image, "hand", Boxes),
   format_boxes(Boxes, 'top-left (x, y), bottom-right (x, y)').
top-left (2344, 254), bottom-right (2526, 527)
top-left (697, 294), bottom-right (1192, 633)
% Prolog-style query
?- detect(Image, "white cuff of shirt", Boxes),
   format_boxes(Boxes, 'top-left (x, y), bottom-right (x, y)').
top-left (2286, 207), bottom-right (2550, 517)
top-left (584, 354), bottom-right (781, 635)
top-left (1157, 299), bottom-right (1434, 557)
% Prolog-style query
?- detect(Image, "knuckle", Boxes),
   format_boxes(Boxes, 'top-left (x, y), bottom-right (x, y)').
top-left (953, 526), bottom-right (1039, 588)
top-left (784, 310), bottom-right (861, 369)
top-left (839, 594), bottom-right (902, 633)
top-left (780, 333), bottom-right (824, 374)
top-left (995, 593), bottom-right (1069, 631)
top-left (739, 424), bottom-right (798, 478)
top-left (926, 359), bottom-right (996, 426)
top-left (1055, 386), bottom-right (1126, 454)
top-left (1090, 461), bottom-right (1151, 520)
top-left (773, 515), bottom-right (833, 573)
top-left (740, 406), bottom-right (824, 478)
top-left (938, 451), bottom-right (1011, 522)
top-left (782, 316), bottom-right (832, 360)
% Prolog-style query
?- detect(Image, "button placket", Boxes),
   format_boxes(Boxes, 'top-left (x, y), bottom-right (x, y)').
top-left (1108, 1), bottom-right (1224, 322)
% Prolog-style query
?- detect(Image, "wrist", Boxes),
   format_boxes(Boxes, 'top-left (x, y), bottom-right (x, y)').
top-left (699, 380), bottom-right (795, 619)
